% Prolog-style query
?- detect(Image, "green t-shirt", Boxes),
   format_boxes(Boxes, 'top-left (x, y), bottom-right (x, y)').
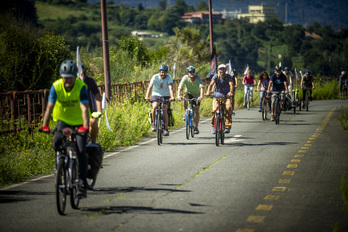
top-left (178, 75), bottom-right (204, 97)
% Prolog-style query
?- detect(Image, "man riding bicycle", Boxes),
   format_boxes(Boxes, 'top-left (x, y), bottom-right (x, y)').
top-left (81, 65), bottom-right (102, 144)
top-left (177, 66), bottom-right (204, 134)
top-left (339, 71), bottom-right (347, 97)
top-left (204, 64), bottom-right (234, 134)
top-left (41, 60), bottom-right (89, 198)
top-left (267, 66), bottom-right (289, 121)
top-left (300, 71), bottom-right (315, 108)
top-left (145, 64), bottom-right (175, 136)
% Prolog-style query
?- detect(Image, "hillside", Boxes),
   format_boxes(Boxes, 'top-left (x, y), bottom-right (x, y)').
top-left (87, 0), bottom-right (348, 30)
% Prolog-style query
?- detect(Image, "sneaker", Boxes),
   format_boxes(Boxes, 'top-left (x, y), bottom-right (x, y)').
top-left (224, 128), bottom-right (230, 133)
top-left (182, 115), bottom-right (186, 121)
top-left (258, 109), bottom-right (262, 112)
top-left (151, 123), bottom-right (156, 132)
top-left (271, 115), bottom-right (274, 121)
top-left (211, 126), bottom-right (215, 134)
top-left (77, 187), bottom-right (87, 198)
top-left (194, 127), bottom-right (199, 134)
top-left (243, 101), bottom-right (246, 106)
top-left (163, 129), bottom-right (169, 136)
top-left (302, 104), bottom-right (305, 109)
top-left (232, 110), bottom-right (235, 115)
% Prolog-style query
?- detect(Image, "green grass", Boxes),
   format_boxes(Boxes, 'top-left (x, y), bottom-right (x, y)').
top-left (339, 106), bottom-right (348, 130)
top-left (36, 2), bottom-right (87, 20)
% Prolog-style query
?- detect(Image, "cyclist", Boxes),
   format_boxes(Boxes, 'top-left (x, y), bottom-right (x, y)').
top-left (283, 67), bottom-right (294, 94)
top-left (300, 71), bottom-right (315, 108)
top-left (177, 66), bottom-right (204, 134)
top-left (145, 64), bottom-right (175, 136)
top-left (204, 64), bottom-right (234, 134)
top-left (242, 69), bottom-right (257, 106)
top-left (339, 71), bottom-right (347, 97)
top-left (226, 64), bottom-right (238, 115)
top-left (257, 71), bottom-right (271, 112)
top-left (81, 65), bottom-right (102, 144)
top-left (267, 66), bottom-right (289, 121)
top-left (41, 60), bottom-right (89, 198)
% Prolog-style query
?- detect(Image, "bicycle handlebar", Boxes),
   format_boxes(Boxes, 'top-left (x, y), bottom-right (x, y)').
top-left (181, 97), bottom-right (198, 102)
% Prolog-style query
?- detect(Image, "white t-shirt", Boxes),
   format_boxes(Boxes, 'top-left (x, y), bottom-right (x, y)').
top-left (150, 73), bottom-right (173, 97)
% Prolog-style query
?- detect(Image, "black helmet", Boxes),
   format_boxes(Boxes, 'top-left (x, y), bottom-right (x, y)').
top-left (59, 60), bottom-right (77, 78)
top-left (284, 67), bottom-right (288, 71)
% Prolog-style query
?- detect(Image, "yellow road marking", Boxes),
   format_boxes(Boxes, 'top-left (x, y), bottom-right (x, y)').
top-left (272, 186), bottom-right (286, 192)
top-left (294, 154), bottom-right (304, 158)
top-left (298, 150), bottom-right (307, 153)
top-left (301, 146), bottom-right (309, 149)
top-left (279, 179), bottom-right (291, 183)
top-left (304, 144), bottom-right (312, 147)
top-left (291, 159), bottom-right (301, 163)
top-left (264, 195), bottom-right (280, 200)
top-left (256, 204), bottom-right (273, 211)
top-left (283, 171), bottom-right (295, 175)
top-left (287, 164), bottom-right (298, 168)
top-left (246, 215), bottom-right (265, 223)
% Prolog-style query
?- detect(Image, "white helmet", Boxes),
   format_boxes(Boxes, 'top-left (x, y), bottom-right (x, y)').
top-left (342, 71), bottom-right (346, 75)
top-left (218, 64), bottom-right (226, 69)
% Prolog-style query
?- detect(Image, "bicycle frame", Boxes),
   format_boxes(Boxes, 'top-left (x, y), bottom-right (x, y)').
top-left (150, 99), bottom-right (169, 145)
top-left (212, 96), bottom-right (227, 146)
top-left (182, 97), bottom-right (197, 139)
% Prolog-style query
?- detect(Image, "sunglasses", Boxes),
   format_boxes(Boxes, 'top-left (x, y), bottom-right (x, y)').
top-left (189, 71), bottom-right (195, 73)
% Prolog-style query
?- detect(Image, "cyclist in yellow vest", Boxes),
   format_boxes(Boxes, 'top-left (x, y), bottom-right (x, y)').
top-left (41, 60), bottom-right (89, 198)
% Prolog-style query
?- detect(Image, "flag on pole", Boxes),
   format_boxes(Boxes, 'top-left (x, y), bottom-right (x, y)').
top-left (279, 62), bottom-right (282, 69)
top-left (102, 92), bottom-right (112, 132)
top-left (206, 46), bottom-right (217, 80)
top-left (76, 46), bottom-right (84, 81)
top-left (228, 60), bottom-right (232, 75)
top-left (172, 62), bottom-right (176, 80)
top-left (243, 64), bottom-right (249, 75)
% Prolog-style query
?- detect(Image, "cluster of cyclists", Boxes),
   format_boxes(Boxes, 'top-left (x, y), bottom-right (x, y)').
top-left (40, 59), bottom-right (348, 203)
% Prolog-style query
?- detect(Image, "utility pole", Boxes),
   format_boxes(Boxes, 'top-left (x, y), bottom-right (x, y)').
top-left (100, 0), bottom-right (111, 102)
top-left (208, 0), bottom-right (214, 56)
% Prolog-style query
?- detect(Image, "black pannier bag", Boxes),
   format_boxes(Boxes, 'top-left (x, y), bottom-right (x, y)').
top-left (86, 143), bottom-right (103, 179)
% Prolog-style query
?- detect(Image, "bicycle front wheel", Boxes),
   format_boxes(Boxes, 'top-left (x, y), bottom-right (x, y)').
top-left (261, 99), bottom-right (266, 121)
top-left (190, 114), bottom-right (195, 138)
top-left (305, 91), bottom-right (309, 111)
top-left (185, 113), bottom-right (190, 140)
top-left (274, 100), bottom-right (279, 125)
top-left (70, 158), bottom-right (80, 210)
top-left (220, 116), bottom-right (225, 145)
top-left (157, 112), bottom-right (162, 145)
top-left (56, 157), bottom-right (67, 215)
top-left (215, 116), bottom-right (220, 146)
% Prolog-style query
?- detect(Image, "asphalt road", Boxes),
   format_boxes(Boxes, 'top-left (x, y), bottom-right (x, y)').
top-left (1, 99), bottom-right (348, 232)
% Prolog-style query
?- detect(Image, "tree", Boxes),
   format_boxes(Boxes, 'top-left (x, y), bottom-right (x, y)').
top-left (197, 1), bottom-right (208, 11)
top-left (0, 0), bottom-right (37, 25)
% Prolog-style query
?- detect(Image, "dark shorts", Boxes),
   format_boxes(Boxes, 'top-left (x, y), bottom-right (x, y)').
top-left (150, 96), bottom-right (171, 108)
top-left (184, 93), bottom-right (201, 106)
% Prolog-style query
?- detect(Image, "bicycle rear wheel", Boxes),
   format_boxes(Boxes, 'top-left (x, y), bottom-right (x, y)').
top-left (56, 157), bottom-right (67, 215)
top-left (215, 116), bottom-right (220, 146)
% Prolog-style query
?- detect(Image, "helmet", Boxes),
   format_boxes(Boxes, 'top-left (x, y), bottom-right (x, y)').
top-left (186, 66), bottom-right (195, 72)
top-left (305, 71), bottom-right (311, 75)
top-left (275, 66), bottom-right (281, 71)
top-left (342, 71), bottom-right (346, 75)
top-left (59, 60), bottom-right (77, 78)
top-left (159, 64), bottom-right (169, 72)
top-left (218, 64), bottom-right (226, 69)
top-left (284, 67), bottom-right (288, 71)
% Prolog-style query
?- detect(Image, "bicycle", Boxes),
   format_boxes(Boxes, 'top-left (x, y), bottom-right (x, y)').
top-left (211, 96), bottom-right (228, 146)
top-left (303, 87), bottom-right (312, 111)
top-left (258, 90), bottom-right (271, 121)
top-left (272, 91), bottom-right (282, 125)
top-left (40, 127), bottom-right (83, 215)
top-left (181, 97), bottom-right (198, 139)
top-left (150, 99), bottom-right (170, 145)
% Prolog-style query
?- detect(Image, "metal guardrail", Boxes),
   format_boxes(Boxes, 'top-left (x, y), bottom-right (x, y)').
top-left (0, 79), bottom-right (186, 134)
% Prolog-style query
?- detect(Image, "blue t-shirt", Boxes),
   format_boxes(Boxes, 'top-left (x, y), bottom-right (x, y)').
top-left (339, 75), bottom-right (347, 85)
top-left (270, 72), bottom-right (287, 91)
top-left (150, 73), bottom-right (173, 97)
top-left (212, 74), bottom-right (232, 97)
